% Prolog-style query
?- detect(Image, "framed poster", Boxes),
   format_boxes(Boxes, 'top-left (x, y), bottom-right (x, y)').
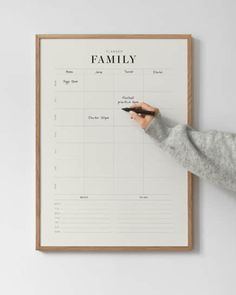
top-left (36, 34), bottom-right (192, 251)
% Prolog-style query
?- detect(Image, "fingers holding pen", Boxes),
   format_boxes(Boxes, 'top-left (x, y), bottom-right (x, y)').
top-left (129, 102), bottom-right (159, 129)
top-left (129, 102), bottom-right (157, 112)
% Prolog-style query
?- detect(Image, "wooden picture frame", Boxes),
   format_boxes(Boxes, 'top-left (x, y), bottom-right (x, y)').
top-left (36, 34), bottom-right (193, 251)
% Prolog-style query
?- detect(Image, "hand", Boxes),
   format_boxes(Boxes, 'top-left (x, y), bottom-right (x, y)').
top-left (129, 102), bottom-right (159, 129)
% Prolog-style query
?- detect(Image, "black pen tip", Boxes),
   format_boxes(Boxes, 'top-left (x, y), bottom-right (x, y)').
top-left (121, 107), bottom-right (130, 112)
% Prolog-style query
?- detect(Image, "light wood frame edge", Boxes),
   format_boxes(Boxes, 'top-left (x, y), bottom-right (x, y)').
top-left (187, 36), bottom-right (193, 250)
top-left (36, 35), bottom-right (41, 250)
top-left (35, 34), bottom-right (193, 251)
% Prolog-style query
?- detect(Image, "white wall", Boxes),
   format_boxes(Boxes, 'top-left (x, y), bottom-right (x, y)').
top-left (0, 0), bottom-right (236, 294)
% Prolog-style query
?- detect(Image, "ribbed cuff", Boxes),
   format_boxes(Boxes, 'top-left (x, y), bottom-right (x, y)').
top-left (144, 112), bottom-right (171, 142)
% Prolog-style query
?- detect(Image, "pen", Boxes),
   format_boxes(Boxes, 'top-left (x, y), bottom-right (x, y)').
top-left (122, 107), bottom-right (156, 116)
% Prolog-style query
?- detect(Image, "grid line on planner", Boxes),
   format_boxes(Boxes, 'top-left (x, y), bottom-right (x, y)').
top-left (82, 70), bottom-right (85, 196)
top-left (53, 67), bottom-right (178, 195)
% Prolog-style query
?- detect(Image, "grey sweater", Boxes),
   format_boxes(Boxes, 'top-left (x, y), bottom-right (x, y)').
top-left (144, 112), bottom-right (236, 193)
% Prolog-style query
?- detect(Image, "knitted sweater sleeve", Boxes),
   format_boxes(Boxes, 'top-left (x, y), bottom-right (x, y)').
top-left (144, 112), bottom-right (236, 192)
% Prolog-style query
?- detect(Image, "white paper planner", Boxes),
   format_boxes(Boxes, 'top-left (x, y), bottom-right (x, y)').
top-left (36, 35), bottom-right (192, 250)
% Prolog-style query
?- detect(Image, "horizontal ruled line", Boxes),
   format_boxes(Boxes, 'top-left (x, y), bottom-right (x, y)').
top-left (55, 90), bottom-right (173, 93)
top-left (54, 193), bottom-right (170, 196)
top-left (55, 67), bottom-right (172, 70)
top-left (53, 176), bottom-right (171, 179)
top-left (57, 231), bottom-right (112, 233)
top-left (54, 199), bottom-right (172, 202)
top-left (53, 107), bottom-right (174, 110)
top-left (53, 125), bottom-right (161, 128)
top-left (55, 141), bottom-right (162, 144)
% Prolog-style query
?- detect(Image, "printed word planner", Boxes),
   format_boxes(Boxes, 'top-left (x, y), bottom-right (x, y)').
top-left (37, 35), bottom-right (192, 250)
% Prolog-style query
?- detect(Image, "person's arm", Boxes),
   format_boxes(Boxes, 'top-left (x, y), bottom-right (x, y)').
top-left (129, 103), bottom-right (236, 193)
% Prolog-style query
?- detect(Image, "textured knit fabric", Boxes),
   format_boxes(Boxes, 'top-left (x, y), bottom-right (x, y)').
top-left (144, 111), bottom-right (236, 192)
